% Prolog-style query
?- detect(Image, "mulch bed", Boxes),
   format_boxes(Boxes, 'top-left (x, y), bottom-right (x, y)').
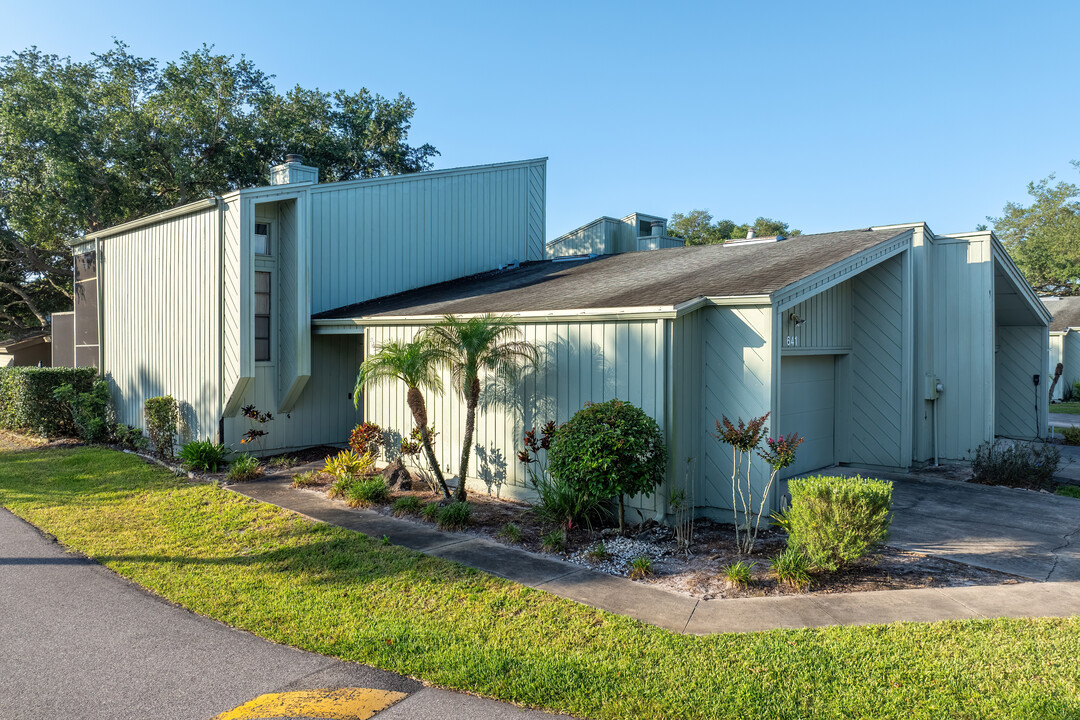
top-left (286, 463), bottom-right (1024, 600)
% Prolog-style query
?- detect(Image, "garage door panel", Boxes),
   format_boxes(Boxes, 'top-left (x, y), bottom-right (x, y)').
top-left (780, 355), bottom-right (835, 477)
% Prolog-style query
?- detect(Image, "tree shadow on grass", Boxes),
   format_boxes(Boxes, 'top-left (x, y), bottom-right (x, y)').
top-left (90, 532), bottom-right (487, 591)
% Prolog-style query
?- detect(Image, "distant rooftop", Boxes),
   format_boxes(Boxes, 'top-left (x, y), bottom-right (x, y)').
top-left (1042, 296), bottom-right (1080, 332)
top-left (316, 227), bottom-right (906, 319)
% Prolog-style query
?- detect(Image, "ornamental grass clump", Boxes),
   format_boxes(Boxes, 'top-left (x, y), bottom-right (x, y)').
top-left (226, 453), bottom-right (263, 482)
top-left (714, 413), bottom-right (802, 554)
top-left (436, 501), bottom-right (471, 530)
top-left (345, 477), bottom-right (390, 508)
top-left (721, 560), bottom-right (755, 588)
top-left (775, 474), bottom-right (893, 573)
top-left (770, 547), bottom-right (812, 590)
top-left (177, 439), bottom-right (228, 472)
top-left (392, 495), bottom-right (424, 516)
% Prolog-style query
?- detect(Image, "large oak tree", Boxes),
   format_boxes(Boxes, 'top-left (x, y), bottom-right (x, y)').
top-left (0, 42), bottom-right (437, 336)
top-left (991, 163), bottom-right (1080, 296)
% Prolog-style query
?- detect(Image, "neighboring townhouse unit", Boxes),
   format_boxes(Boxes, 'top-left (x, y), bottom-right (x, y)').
top-left (1042, 296), bottom-right (1080, 401)
top-left (67, 156), bottom-right (547, 454)
top-left (546, 212), bottom-right (685, 258)
top-left (0, 329), bottom-right (51, 367)
top-left (62, 155), bottom-right (1049, 523)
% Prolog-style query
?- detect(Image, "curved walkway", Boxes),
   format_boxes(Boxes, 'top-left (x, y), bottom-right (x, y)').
top-left (230, 478), bottom-right (1080, 635)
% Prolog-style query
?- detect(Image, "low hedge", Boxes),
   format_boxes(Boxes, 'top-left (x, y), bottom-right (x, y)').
top-left (0, 367), bottom-right (98, 437)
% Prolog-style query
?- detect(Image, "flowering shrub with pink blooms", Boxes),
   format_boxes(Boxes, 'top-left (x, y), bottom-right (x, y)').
top-left (714, 412), bottom-right (803, 554)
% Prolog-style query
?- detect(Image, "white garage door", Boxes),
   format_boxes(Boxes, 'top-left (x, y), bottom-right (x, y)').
top-left (779, 355), bottom-right (835, 477)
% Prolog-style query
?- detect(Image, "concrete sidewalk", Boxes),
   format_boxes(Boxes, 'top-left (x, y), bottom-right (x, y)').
top-left (230, 478), bottom-right (1080, 635)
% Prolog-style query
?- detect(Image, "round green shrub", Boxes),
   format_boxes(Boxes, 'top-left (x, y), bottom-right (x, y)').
top-left (547, 399), bottom-right (667, 531)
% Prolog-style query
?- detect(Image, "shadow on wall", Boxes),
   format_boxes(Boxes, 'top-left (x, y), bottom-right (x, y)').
top-left (111, 365), bottom-right (218, 446)
top-left (474, 445), bottom-right (508, 496)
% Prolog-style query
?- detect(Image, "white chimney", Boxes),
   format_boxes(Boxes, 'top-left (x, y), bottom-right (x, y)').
top-left (270, 154), bottom-right (319, 185)
top-left (746, 228), bottom-right (756, 239)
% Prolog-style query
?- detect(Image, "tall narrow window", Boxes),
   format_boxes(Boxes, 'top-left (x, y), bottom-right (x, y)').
top-left (254, 223), bottom-right (271, 255)
top-left (255, 271), bottom-right (271, 361)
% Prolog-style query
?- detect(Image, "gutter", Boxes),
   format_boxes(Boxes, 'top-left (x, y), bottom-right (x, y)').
top-left (314, 294), bottom-right (777, 330)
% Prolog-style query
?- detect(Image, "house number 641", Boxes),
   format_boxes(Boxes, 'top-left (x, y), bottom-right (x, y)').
top-left (785, 336), bottom-right (799, 347)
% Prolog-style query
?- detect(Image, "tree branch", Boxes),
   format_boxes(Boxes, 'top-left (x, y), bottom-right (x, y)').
top-left (0, 280), bottom-right (49, 327)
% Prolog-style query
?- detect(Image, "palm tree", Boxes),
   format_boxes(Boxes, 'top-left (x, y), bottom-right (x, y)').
top-left (426, 314), bottom-right (537, 502)
top-left (354, 338), bottom-right (449, 498)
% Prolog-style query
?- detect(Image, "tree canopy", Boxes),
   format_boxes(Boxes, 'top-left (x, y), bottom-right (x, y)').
top-left (0, 42), bottom-right (438, 335)
top-left (666, 209), bottom-right (801, 246)
top-left (991, 163), bottom-right (1080, 296)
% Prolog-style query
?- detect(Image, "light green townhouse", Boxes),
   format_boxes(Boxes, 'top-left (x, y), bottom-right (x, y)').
top-left (54, 155), bottom-right (1051, 521)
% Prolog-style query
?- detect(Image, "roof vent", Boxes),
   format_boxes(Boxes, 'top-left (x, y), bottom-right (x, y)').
top-left (725, 234), bottom-right (786, 247)
top-left (284, 153), bottom-right (304, 164)
top-left (746, 228), bottom-right (756, 239)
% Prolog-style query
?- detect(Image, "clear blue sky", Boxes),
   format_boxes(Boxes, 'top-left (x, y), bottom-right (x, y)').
top-left (3, 0), bottom-right (1078, 238)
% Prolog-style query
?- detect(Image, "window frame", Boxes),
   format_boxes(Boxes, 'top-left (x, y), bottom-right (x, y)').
top-left (254, 269), bottom-right (272, 363)
top-left (254, 221), bottom-right (272, 257)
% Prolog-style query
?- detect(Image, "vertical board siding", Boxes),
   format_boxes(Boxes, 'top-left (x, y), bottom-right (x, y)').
top-left (527, 163), bottom-right (546, 259)
top-left (699, 306), bottom-right (773, 515)
top-left (671, 312), bottom-right (703, 512)
top-left (224, 334), bottom-right (362, 452)
top-left (274, 199), bottom-right (301, 407)
top-left (1050, 335), bottom-right (1064, 401)
top-left (1063, 331), bottom-right (1080, 393)
top-left (933, 240), bottom-right (994, 459)
top-left (546, 220), bottom-right (609, 257)
top-left (996, 325), bottom-right (1044, 438)
top-left (364, 320), bottom-right (665, 512)
top-left (781, 280), bottom-right (851, 352)
top-left (910, 228), bottom-right (935, 462)
top-left (102, 207), bottom-right (221, 444)
top-left (222, 197), bottom-right (244, 404)
top-left (847, 255), bottom-right (904, 467)
top-left (309, 161), bottom-right (546, 315)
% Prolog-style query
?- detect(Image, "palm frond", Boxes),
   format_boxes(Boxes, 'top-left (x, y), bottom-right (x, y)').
top-left (424, 314), bottom-right (537, 400)
top-left (354, 337), bottom-right (444, 408)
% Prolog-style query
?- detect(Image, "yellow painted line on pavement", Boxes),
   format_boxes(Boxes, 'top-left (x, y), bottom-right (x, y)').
top-left (211, 687), bottom-right (408, 720)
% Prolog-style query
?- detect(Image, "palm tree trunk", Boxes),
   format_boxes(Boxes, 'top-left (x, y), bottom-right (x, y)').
top-left (407, 387), bottom-right (449, 498)
top-left (454, 378), bottom-right (481, 502)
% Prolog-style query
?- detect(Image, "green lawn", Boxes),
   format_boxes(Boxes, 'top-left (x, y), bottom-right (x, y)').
top-left (2, 446), bottom-right (1079, 720)
top-left (1051, 402), bottom-right (1080, 415)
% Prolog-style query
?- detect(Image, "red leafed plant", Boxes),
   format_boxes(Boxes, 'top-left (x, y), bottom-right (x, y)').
top-left (240, 405), bottom-right (273, 450)
top-left (349, 422), bottom-right (385, 459)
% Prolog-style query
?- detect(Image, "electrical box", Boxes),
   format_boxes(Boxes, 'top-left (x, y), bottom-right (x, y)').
top-left (924, 373), bottom-right (941, 400)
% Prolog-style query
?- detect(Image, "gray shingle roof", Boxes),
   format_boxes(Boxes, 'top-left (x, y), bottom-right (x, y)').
top-left (1043, 296), bottom-right (1080, 332)
top-left (314, 227), bottom-right (907, 320)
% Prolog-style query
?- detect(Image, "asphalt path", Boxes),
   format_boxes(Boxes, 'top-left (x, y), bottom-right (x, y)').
top-left (0, 508), bottom-right (566, 719)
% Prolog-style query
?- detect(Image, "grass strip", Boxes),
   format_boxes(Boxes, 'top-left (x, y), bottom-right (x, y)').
top-left (2, 446), bottom-right (1079, 720)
